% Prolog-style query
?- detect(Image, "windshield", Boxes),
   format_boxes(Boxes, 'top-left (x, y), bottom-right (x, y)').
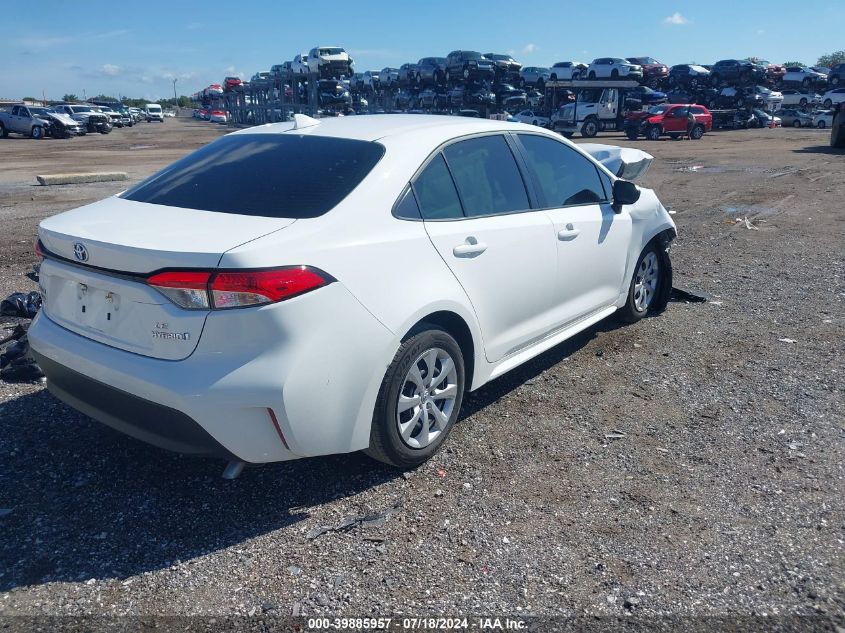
top-left (121, 134), bottom-right (386, 219)
top-left (647, 105), bottom-right (671, 115)
top-left (464, 52), bottom-right (482, 60)
top-left (70, 106), bottom-right (94, 113)
top-left (690, 65), bottom-right (709, 73)
top-left (29, 107), bottom-right (55, 115)
top-left (320, 48), bottom-right (344, 55)
top-left (629, 57), bottom-right (658, 64)
top-left (147, 105), bottom-right (162, 111)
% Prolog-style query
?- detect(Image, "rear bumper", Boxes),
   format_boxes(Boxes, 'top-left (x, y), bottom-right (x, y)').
top-left (28, 282), bottom-right (396, 464)
top-left (32, 350), bottom-right (235, 458)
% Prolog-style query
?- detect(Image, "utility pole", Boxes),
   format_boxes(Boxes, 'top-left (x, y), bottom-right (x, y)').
top-left (173, 78), bottom-right (178, 105)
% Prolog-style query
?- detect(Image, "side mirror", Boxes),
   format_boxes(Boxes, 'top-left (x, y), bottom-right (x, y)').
top-left (612, 179), bottom-right (640, 212)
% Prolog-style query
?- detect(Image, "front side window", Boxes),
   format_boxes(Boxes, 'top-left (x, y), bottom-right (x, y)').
top-left (122, 134), bottom-right (385, 218)
top-left (518, 134), bottom-right (607, 207)
top-left (412, 154), bottom-right (463, 220)
top-left (443, 135), bottom-right (529, 218)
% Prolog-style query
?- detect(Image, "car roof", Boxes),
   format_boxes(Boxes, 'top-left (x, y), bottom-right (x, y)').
top-left (231, 114), bottom-right (546, 144)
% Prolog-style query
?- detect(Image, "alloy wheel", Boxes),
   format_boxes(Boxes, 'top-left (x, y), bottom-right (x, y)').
top-left (396, 347), bottom-right (458, 449)
top-left (633, 252), bottom-right (659, 312)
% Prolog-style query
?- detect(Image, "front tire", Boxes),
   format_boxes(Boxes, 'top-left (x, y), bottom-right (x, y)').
top-left (581, 117), bottom-right (599, 138)
top-left (31, 126), bottom-right (43, 139)
top-left (366, 327), bottom-right (465, 468)
top-left (818, 120), bottom-right (826, 129)
top-left (618, 246), bottom-right (661, 323)
top-left (792, 119), bottom-right (801, 128)
top-left (0, 123), bottom-right (8, 138)
top-left (646, 125), bottom-right (662, 141)
top-left (824, 99), bottom-right (833, 109)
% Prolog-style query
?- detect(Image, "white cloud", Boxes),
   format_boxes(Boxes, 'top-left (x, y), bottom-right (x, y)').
top-left (101, 64), bottom-right (121, 76)
top-left (522, 43), bottom-right (537, 54)
top-left (663, 12), bottom-right (690, 25)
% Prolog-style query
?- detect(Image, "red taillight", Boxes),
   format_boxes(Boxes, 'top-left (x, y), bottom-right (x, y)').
top-left (211, 267), bottom-right (329, 309)
top-left (146, 267), bottom-right (330, 310)
top-left (35, 239), bottom-right (45, 260)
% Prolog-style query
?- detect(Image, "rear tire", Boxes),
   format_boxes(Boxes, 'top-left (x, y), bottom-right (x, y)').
top-left (818, 120), bottom-right (826, 129)
top-left (626, 129), bottom-right (639, 140)
top-left (690, 124), bottom-right (705, 139)
top-left (793, 119), bottom-right (801, 128)
top-left (618, 245), bottom-right (662, 323)
top-left (366, 327), bottom-right (465, 468)
top-left (0, 123), bottom-right (7, 138)
top-left (824, 99), bottom-right (833, 109)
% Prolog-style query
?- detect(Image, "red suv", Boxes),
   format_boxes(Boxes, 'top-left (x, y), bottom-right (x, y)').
top-left (223, 76), bottom-right (242, 91)
top-left (625, 103), bottom-right (713, 140)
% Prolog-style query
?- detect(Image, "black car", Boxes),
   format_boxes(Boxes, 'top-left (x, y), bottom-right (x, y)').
top-left (445, 51), bottom-right (495, 83)
top-left (828, 63), bottom-right (845, 87)
top-left (418, 88), bottom-right (448, 110)
top-left (394, 89), bottom-right (415, 109)
top-left (493, 83), bottom-right (527, 109)
top-left (668, 64), bottom-right (710, 88)
top-left (484, 53), bottom-right (522, 82)
top-left (416, 57), bottom-right (447, 85)
top-left (709, 59), bottom-right (767, 86)
top-left (318, 80), bottom-right (351, 108)
top-left (398, 63), bottom-right (417, 86)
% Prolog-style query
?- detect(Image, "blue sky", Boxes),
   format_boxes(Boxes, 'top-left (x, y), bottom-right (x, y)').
top-left (3, 0), bottom-right (839, 100)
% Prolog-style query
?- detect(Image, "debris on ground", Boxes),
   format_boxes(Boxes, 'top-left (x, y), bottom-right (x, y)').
top-left (0, 292), bottom-right (44, 383)
top-left (669, 287), bottom-right (710, 303)
top-left (305, 500), bottom-right (404, 540)
top-left (1, 291), bottom-right (42, 318)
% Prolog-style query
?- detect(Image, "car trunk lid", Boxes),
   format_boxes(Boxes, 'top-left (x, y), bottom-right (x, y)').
top-left (38, 196), bottom-right (295, 360)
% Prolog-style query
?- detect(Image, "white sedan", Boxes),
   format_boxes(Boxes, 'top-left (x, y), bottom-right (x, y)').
top-left (814, 110), bottom-right (834, 128)
top-left (511, 109), bottom-right (550, 127)
top-left (29, 115), bottom-right (675, 474)
top-left (821, 88), bottom-right (845, 109)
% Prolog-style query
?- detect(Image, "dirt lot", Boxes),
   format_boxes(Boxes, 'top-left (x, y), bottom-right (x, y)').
top-left (0, 119), bottom-right (842, 628)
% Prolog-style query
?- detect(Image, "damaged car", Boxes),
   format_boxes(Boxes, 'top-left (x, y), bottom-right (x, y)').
top-left (29, 114), bottom-right (676, 474)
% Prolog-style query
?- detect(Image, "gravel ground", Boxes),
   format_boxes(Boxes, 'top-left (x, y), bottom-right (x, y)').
top-left (0, 120), bottom-right (842, 629)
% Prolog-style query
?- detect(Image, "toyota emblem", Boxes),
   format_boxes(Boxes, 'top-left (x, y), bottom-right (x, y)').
top-left (73, 242), bottom-right (89, 262)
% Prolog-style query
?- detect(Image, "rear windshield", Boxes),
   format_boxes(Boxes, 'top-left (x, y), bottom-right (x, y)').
top-left (121, 134), bottom-right (386, 218)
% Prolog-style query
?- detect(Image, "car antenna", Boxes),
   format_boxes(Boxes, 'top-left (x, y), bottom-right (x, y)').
top-left (293, 113), bottom-right (320, 130)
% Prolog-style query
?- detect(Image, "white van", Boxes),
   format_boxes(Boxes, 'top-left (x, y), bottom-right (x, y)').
top-left (145, 103), bottom-right (164, 123)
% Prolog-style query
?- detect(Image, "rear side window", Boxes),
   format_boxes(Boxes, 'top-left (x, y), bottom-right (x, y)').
top-left (690, 106), bottom-right (706, 114)
top-left (121, 134), bottom-right (385, 218)
top-left (412, 154), bottom-right (463, 220)
top-left (442, 135), bottom-right (529, 217)
top-left (517, 134), bottom-right (606, 207)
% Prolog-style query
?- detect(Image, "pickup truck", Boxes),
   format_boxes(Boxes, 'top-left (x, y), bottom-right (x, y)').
top-left (0, 104), bottom-right (52, 138)
top-left (53, 104), bottom-right (111, 133)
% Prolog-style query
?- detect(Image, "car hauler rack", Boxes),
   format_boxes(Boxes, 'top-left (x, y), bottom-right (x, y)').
top-left (221, 71), bottom-right (320, 126)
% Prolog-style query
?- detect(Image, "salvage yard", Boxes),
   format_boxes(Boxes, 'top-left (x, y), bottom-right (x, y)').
top-left (0, 119), bottom-right (842, 624)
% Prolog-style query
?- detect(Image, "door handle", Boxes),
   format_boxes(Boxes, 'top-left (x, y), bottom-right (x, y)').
top-left (557, 224), bottom-right (581, 241)
top-left (453, 237), bottom-right (487, 257)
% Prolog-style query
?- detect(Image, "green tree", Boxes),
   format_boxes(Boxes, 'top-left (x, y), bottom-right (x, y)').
top-left (782, 61), bottom-right (805, 68)
top-left (61, 93), bottom-right (78, 102)
top-left (817, 51), bottom-right (845, 68)
top-left (22, 96), bottom-right (36, 102)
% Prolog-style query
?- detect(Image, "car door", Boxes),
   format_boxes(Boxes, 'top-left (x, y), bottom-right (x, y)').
top-left (11, 106), bottom-right (29, 134)
top-left (413, 135), bottom-right (559, 363)
top-left (514, 133), bottom-right (632, 326)
top-left (662, 106), bottom-right (685, 133)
